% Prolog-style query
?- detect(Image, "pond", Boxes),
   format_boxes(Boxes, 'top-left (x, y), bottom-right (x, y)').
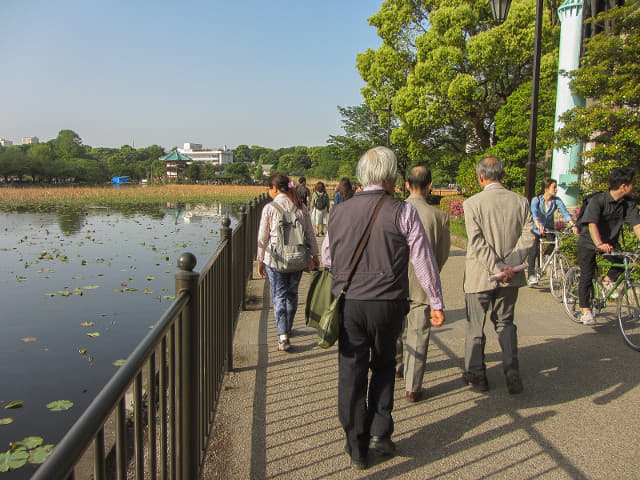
top-left (0, 203), bottom-right (240, 477)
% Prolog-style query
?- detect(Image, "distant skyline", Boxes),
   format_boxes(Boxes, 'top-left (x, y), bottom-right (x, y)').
top-left (1, 0), bottom-right (382, 151)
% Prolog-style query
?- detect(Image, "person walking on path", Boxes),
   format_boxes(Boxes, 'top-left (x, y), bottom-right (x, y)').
top-left (577, 166), bottom-right (640, 325)
top-left (462, 157), bottom-right (534, 394)
top-left (257, 173), bottom-right (319, 351)
top-left (310, 181), bottom-right (330, 236)
top-left (321, 147), bottom-right (445, 470)
top-left (295, 176), bottom-right (310, 207)
top-left (333, 177), bottom-right (354, 206)
top-left (527, 178), bottom-right (578, 286)
top-left (395, 165), bottom-right (450, 402)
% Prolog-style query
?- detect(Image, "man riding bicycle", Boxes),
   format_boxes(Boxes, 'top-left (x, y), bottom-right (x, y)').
top-left (577, 167), bottom-right (640, 325)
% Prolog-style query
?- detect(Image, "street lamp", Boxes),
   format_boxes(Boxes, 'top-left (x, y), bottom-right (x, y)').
top-left (489, 0), bottom-right (512, 23)
top-left (490, 0), bottom-right (542, 201)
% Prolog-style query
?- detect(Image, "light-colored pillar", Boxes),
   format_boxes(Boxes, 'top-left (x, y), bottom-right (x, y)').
top-left (551, 0), bottom-right (585, 206)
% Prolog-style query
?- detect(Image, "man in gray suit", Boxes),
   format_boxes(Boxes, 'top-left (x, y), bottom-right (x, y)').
top-left (462, 157), bottom-right (534, 394)
top-left (396, 165), bottom-right (450, 402)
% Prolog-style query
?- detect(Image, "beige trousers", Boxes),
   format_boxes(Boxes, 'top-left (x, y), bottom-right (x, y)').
top-left (395, 302), bottom-right (431, 393)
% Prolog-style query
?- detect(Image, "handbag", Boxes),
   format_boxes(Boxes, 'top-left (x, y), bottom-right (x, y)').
top-left (308, 193), bottom-right (387, 348)
top-left (305, 268), bottom-right (334, 330)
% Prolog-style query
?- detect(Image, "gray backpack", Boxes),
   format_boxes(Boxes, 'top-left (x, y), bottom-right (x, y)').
top-left (270, 202), bottom-right (311, 272)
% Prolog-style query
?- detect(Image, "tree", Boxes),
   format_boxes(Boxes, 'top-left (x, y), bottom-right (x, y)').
top-left (555, 1), bottom-right (640, 192)
top-left (226, 162), bottom-right (252, 184)
top-left (54, 130), bottom-right (84, 160)
top-left (255, 159), bottom-right (265, 181)
top-left (358, 0), bottom-right (559, 181)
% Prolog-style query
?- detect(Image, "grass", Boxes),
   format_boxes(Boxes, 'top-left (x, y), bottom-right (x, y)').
top-left (0, 185), bottom-right (267, 211)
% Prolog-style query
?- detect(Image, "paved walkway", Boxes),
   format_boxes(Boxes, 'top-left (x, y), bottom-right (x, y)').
top-left (201, 244), bottom-right (640, 480)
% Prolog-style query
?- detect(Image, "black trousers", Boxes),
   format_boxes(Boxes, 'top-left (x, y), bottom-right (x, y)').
top-left (578, 243), bottom-right (623, 309)
top-left (338, 298), bottom-right (407, 462)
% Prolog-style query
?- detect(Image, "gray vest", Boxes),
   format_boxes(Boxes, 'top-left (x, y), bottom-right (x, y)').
top-left (328, 190), bottom-right (409, 300)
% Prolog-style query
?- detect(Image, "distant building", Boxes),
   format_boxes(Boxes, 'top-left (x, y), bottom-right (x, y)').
top-left (177, 143), bottom-right (233, 165)
top-left (159, 150), bottom-right (193, 179)
top-left (261, 164), bottom-right (274, 176)
top-left (22, 136), bottom-right (39, 144)
top-left (0, 138), bottom-right (13, 146)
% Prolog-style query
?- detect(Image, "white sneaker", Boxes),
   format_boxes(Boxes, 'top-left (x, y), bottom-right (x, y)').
top-left (581, 311), bottom-right (596, 326)
top-left (528, 275), bottom-right (538, 286)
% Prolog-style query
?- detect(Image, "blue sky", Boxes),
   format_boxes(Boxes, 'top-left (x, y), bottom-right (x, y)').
top-left (1, 0), bottom-right (382, 150)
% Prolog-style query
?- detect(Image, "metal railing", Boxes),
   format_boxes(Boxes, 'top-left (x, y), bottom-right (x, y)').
top-left (32, 194), bottom-right (268, 480)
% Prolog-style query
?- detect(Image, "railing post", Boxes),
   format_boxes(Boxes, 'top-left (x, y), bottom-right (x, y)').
top-left (240, 205), bottom-right (248, 310)
top-left (221, 218), bottom-right (234, 372)
top-left (175, 252), bottom-right (199, 480)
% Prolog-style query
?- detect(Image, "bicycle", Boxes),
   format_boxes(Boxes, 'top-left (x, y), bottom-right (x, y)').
top-left (530, 229), bottom-right (572, 302)
top-left (563, 249), bottom-right (640, 351)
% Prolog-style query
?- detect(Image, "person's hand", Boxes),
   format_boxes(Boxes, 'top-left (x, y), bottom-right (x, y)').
top-left (501, 264), bottom-right (515, 282)
top-left (258, 261), bottom-right (266, 278)
top-left (571, 225), bottom-right (579, 235)
top-left (597, 243), bottom-right (613, 253)
top-left (430, 310), bottom-right (445, 327)
top-left (539, 224), bottom-right (545, 235)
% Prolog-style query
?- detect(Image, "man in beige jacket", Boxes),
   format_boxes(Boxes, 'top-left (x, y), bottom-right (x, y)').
top-left (396, 165), bottom-right (450, 402)
top-left (462, 157), bottom-right (534, 394)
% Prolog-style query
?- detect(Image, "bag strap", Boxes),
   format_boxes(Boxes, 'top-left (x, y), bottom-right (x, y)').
top-left (270, 200), bottom-right (296, 217)
top-left (342, 193), bottom-right (387, 293)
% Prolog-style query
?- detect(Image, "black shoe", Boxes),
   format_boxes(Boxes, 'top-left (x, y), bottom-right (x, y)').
top-left (344, 444), bottom-right (368, 470)
top-left (505, 369), bottom-right (523, 395)
top-left (350, 457), bottom-right (368, 470)
top-left (369, 436), bottom-right (396, 456)
top-left (462, 372), bottom-right (489, 392)
top-left (395, 365), bottom-right (404, 378)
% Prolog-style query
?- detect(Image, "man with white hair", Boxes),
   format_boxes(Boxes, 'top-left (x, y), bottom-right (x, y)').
top-left (321, 146), bottom-right (445, 470)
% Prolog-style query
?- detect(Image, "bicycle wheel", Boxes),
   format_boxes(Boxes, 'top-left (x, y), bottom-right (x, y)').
top-left (549, 253), bottom-right (570, 302)
top-left (617, 282), bottom-right (640, 351)
top-left (563, 266), bottom-right (582, 323)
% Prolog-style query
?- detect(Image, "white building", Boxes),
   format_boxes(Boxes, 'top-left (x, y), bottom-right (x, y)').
top-left (0, 138), bottom-right (13, 146)
top-left (22, 136), bottom-right (39, 144)
top-left (177, 143), bottom-right (233, 165)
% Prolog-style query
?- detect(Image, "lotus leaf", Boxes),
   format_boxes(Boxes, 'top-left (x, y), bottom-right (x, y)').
top-left (87, 332), bottom-right (100, 338)
top-left (20, 337), bottom-right (37, 343)
top-left (0, 450), bottom-right (29, 472)
top-left (0, 418), bottom-right (13, 426)
top-left (46, 400), bottom-right (73, 412)
top-left (13, 436), bottom-right (43, 450)
top-left (5, 401), bottom-right (23, 410)
top-left (113, 359), bottom-right (126, 366)
top-left (28, 444), bottom-right (54, 464)
top-left (80, 321), bottom-right (95, 327)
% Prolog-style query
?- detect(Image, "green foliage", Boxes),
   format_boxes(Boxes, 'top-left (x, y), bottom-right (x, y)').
top-left (555, 1), bottom-right (640, 192)
top-left (359, 0), bottom-right (560, 190)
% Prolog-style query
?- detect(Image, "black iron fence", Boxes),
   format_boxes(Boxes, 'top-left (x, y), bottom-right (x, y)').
top-left (32, 194), bottom-right (268, 480)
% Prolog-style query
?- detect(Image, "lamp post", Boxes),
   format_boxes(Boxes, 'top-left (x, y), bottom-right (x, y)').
top-left (490, 0), bottom-right (543, 201)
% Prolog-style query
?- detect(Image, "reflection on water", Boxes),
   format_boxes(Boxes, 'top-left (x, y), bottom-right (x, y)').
top-left (0, 202), bottom-right (239, 479)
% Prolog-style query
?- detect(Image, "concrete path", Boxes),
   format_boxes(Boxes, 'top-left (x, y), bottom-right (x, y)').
top-left (201, 245), bottom-right (640, 480)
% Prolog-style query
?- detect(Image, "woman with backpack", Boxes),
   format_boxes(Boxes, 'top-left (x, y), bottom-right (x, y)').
top-left (257, 173), bottom-right (319, 351)
top-left (310, 181), bottom-right (330, 236)
top-left (527, 178), bottom-right (579, 286)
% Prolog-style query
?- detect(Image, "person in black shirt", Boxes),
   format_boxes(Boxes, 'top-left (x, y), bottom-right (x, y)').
top-left (295, 177), bottom-right (310, 207)
top-left (577, 167), bottom-right (640, 325)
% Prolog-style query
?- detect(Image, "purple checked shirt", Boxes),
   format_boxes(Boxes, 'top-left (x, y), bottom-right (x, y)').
top-left (321, 185), bottom-right (444, 311)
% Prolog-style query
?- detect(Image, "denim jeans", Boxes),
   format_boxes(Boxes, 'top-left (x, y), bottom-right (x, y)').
top-left (265, 266), bottom-right (303, 336)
